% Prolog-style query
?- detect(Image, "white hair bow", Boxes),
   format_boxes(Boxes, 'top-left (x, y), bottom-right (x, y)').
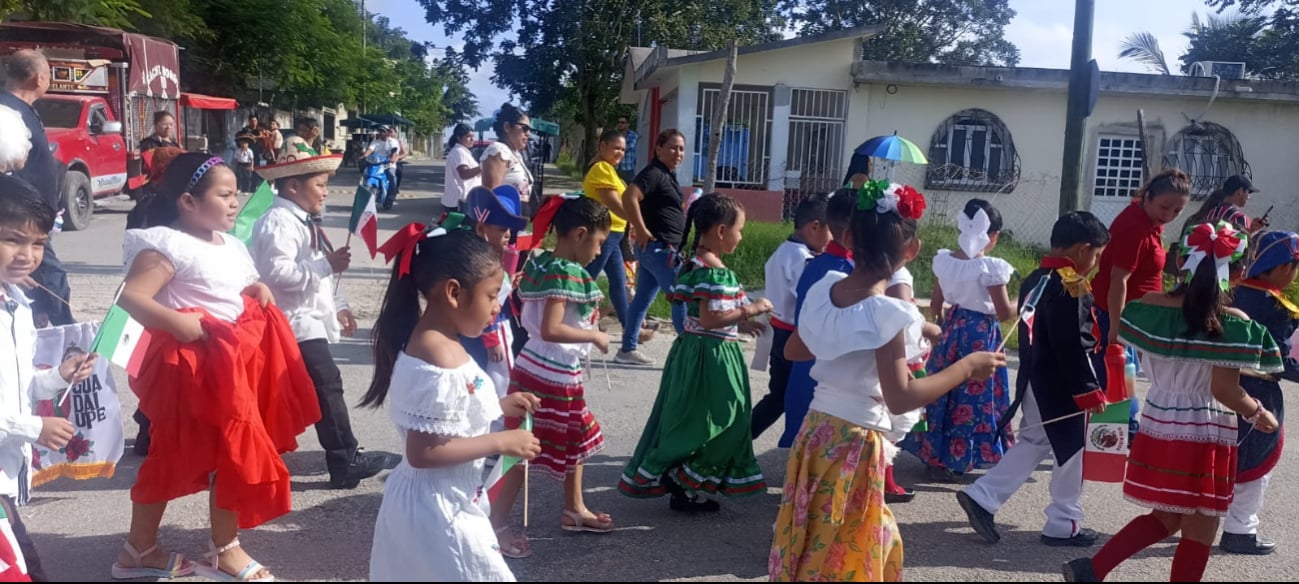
top-left (957, 208), bottom-right (991, 258)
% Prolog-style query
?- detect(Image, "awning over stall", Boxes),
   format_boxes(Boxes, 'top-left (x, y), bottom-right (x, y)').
top-left (180, 93), bottom-right (237, 110)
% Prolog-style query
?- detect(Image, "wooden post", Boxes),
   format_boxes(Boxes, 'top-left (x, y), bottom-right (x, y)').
top-left (703, 40), bottom-right (738, 193)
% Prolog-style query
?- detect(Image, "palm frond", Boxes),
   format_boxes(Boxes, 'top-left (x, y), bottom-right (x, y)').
top-left (1118, 31), bottom-right (1171, 75)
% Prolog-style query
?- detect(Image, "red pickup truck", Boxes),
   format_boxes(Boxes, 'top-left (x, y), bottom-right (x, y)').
top-left (0, 22), bottom-right (180, 231)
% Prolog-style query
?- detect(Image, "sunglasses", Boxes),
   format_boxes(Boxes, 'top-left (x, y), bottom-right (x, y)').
top-left (513, 122), bottom-right (532, 134)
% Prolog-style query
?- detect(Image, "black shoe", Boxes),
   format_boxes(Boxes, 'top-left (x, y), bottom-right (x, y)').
top-left (669, 492), bottom-right (720, 513)
top-left (1042, 528), bottom-right (1099, 548)
top-left (329, 451), bottom-right (400, 489)
top-left (956, 491), bottom-right (1000, 543)
top-left (1061, 557), bottom-right (1099, 582)
top-left (1219, 532), bottom-right (1276, 555)
top-left (884, 488), bottom-right (916, 504)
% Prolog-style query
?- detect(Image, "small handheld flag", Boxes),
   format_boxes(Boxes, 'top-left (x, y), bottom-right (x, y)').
top-left (348, 185), bottom-right (379, 259)
top-left (230, 181), bottom-right (276, 244)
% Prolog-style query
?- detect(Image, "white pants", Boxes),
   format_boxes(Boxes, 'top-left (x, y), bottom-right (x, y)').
top-left (1224, 473), bottom-right (1271, 535)
top-left (963, 388), bottom-right (1084, 539)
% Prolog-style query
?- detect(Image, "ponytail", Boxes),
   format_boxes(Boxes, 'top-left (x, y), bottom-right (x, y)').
top-left (1173, 257), bottom-right (1228, 339)
top-left (674, 193), bottom-right (742, 289)
top-left (362, 263), bottom-right (422, 408)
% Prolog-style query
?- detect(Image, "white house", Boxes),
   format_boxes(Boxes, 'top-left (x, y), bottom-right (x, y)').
top-left (622, 27), bottom-right (1299, 245)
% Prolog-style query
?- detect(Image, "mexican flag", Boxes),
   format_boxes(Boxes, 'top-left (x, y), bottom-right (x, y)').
top-left (485, 413), bottom-right (532, 503)
top-left (0, 506), bottom-right (28, 581)
top-left (348, 185), bottom-right (378, 258)
top-left (89, 305), bottom-right (150, 378)
top-left (1083, 400), bottom-right (1130, 483)
top-left (1018, 274), bottom-right (1051, 346)
top-left (230, 180), bottom-right (276, 244)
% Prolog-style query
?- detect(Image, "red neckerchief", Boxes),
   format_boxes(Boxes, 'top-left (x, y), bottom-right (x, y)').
top-left (825, 241), bottom-right (852, 260)
top-left (1039, 256), bottom-right (1076, 270)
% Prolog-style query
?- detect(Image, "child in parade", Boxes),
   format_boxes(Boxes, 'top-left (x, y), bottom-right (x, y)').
top-left (362, 225), bottom-right (540, 582)
top-left (1063, 221), bottom-right (1282, 583)
top-left (901, 199), bottom-right (1015, 482)
top-left (0, 185), bottom-right (98, 582)
top-left (769, 184), bottom-right (1004, 581)
top-left (112, 153), bottom-right (322, 582)
top-left (620, 193), bottom-right (772, 511)
top-left (958, 211), bottom-right (1111, 547)
top-left (250, 137), bottom-right (393, 490)
top-left (1091, 169), bottom-right (1193, 441)
top-left (461, 186), bottom-right (530, 405)
top-left (780, 189), bottom-right (856, 448)
top-left (1219, 230), bottom-right (1299, 555)
top-left (752, 195), bottom-right (831, 439)
top-left (489, 196), bottom-right (614, 558)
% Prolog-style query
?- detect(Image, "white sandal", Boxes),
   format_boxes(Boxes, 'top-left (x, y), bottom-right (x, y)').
top-left (192, 538), bottom-right (274, 582)
top-left (109, 541), bottom-right (195, 580)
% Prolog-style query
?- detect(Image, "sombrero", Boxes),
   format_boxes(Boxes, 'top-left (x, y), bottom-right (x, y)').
top-left (465, 185), bottom-right (527, 232)
top-left (256, 136), bottom-right (342, 181)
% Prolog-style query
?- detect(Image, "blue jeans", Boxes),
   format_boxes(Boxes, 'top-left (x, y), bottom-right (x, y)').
top-left (621, 240), bottom-right (686, 353)
top-left (585, 230), bottom-right (628, 327)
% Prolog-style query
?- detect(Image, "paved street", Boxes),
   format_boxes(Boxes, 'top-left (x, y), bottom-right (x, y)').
top-left (26, 159), bottom-right (1299, 581)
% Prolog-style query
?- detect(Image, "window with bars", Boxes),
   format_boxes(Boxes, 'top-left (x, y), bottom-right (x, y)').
top-left (925, 109), bottom-right (1020, 193)
top-left (693, 87), bottom-right (772, 186)
top-left (1162, 122), bottom-right (1251, 199)
top-left (1093, 135), bottom-right (1145, 198)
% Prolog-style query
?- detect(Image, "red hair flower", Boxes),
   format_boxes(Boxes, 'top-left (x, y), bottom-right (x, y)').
top-left (895, 185), bottom-right (927, 221)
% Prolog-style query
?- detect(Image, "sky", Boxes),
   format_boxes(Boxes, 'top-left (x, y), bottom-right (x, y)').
top-left (369, 0), bottom-right (1220, 125)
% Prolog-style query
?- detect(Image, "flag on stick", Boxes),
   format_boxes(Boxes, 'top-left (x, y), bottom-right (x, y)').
top-left (230, 180), bottom-right (276, 244)
top-left (485, 413), bottom-right (532, 503)
top-left (997, 274), bottom-right (1050, 352)
top-left (1083, 400), bottom-right (1131, 483)
top-left (89, 305), bottom-right (150, 378)
top-left (348, 185), bottom-right (379, 258)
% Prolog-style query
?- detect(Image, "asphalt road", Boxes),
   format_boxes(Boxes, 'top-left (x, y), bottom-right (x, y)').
top-left (26, 160), bottom-right (1299, 581)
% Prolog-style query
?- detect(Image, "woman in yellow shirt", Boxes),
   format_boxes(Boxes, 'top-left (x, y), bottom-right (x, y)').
top-left (583, 129), bottom-right (634, 329)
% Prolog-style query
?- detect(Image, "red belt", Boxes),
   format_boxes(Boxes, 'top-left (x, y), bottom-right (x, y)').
top-left (771, 317), bottom-right (795, 331)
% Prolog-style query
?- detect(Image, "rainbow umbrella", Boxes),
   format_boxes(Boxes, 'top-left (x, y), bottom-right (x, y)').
top-left (853, 131), bottom-right (928, 164)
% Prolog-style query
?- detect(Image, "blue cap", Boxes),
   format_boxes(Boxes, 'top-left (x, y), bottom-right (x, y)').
top-left (1247, 230), bottom-right (1299, 278)
top-left (465, 185), bottom-right (528, 232)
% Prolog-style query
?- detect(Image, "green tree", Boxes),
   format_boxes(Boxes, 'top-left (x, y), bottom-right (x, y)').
top-left (0, 0), bottom-right (148, 29)
top-left (1119, 12), bottom-right (1276, 79)
top-left (777, 0), bottom-right (1020, 66)
top-left (420, 0), bottom-right (781, 163)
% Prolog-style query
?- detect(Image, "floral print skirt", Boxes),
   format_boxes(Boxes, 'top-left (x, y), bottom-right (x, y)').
top-left (900, 307), bottom-right (1012, 473)
top-left (768, 411), bottom-right (902, 582)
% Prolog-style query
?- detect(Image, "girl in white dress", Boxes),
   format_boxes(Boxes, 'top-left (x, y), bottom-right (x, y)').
top-left (361, 225), bottom-right (541, 582)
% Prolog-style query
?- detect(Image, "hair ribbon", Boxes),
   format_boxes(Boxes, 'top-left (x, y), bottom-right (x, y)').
top-left (957, 208), bottom-right (992, 259)
top-left (377, 213), bottom-right (471, 278)
top-left (1181, 221), bottom-right (1247, 291)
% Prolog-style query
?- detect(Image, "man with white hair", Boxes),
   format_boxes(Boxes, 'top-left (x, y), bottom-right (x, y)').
top-left (0, 48), bottom-right (73, 328)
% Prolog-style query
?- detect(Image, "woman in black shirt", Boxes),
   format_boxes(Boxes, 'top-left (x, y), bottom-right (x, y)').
top-left (616, 129), bottom-right (689, 365)
top-left (138, 110), bottom-right (179, 152)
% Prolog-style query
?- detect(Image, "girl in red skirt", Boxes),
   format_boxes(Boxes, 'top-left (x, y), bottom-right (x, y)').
top-left (1063, 221), bottom-right (1282, 582)
top-left (110, 153), bottom-right (320, 582)
top-left (489, 196), bottom-right (613, 557)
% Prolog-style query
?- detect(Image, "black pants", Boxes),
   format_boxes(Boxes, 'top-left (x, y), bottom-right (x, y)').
top-left (299, 339), bottom-right (359, 476)
top-left (752, 326), bottom-right (794, 439)
top-left (29, 242), bottom-right (72, 327)
top-left (236, 163), bottom-right (255, 192)
top-left (0, 496), bottom-right (45, 581)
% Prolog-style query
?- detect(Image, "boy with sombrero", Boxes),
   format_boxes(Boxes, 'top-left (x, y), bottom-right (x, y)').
top-left (462, 185), bottom-right (529, 403)
top-left (250, 137), bottom-right (395, 489)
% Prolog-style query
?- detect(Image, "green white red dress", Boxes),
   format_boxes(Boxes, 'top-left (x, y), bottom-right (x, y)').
top-left (506, 251), bottom-right (604, 478)
top-left (619, 261), bottom-right (766, 497)
top-left (1118, 302), bottom-right (1283, 515)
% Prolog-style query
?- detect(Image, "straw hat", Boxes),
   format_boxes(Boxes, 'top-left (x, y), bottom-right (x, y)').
top-left (256, 136), bottom-right (342, 181)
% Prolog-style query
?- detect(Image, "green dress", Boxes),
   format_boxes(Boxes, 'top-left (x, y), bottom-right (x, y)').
top-left (619, 263), bottom-right (767, 498)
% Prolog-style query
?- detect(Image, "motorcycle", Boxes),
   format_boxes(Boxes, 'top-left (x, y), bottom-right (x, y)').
top-left (362, 153), bottom-right (395, 210)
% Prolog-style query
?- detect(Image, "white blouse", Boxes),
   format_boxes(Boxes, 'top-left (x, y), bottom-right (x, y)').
top-left (481, 141), bottom-right (533, 202)
top-left (122, 227), bottom-right (259, 322)
top-left (932, 250), bottom-right (1014, 316)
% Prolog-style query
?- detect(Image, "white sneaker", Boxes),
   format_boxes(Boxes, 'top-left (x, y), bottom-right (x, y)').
top-left (614, 350), bottom-right (655, 366)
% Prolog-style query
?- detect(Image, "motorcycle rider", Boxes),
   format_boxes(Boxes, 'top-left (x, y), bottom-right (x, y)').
top-left (361, 126), bottom-right (404, 207)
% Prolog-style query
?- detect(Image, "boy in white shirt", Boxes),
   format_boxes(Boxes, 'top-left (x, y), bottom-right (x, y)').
top-left (234, 139), bottom-right (255, 193)
top-left (751, 195), bottom-right (831, 439)
top-left (0, 181), bottom-right (96, 580)
top-left (251, 138), bottom-right (396, 489)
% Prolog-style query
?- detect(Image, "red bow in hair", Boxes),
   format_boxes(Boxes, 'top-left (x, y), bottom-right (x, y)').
top-left (377, 223), bottom-right (428, 278)
top-left (526, 194), bottom-right (578, 251)
top-left (895, 185), bottom-right (927, 221)
top-left (1185, 222), bottom-right (1244, 261)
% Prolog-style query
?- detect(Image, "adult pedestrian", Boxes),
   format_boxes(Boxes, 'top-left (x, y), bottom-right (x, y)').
top-left (138, 111), bottom-right (179, 153)
top-left (480, 104), bottom-right (535, 216)
top-left (442, 123), bottom-right (480, 214)
top-left (616, 116), bottom-right (638, 183)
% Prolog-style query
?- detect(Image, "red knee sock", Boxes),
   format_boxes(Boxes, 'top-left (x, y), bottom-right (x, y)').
top-left (1091, 513), bottom-right (1172, 579)
top-left (884, 464), bottom-right (901, 494)
top-left (1169, 539), bottom-right (1210, 582)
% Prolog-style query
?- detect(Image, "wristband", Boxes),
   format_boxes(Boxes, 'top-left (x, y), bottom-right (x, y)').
top-left (1244, 398), bottom-right (1265, 424)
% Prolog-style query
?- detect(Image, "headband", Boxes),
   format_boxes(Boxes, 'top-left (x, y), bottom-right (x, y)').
top-left (188, 156), bottom-right (226, 191)
top-left (856, 179), bottom-right (927, 221)
top-left (1181, 221), bottom-right (1248, 291)
top-left (957, 208), bottom-right (992, 259)
top-left (376, 213), bottom-right (471, 278)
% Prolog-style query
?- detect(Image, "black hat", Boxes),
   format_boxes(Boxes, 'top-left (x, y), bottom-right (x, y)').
top-left (1223, 175), bottom-right (1258, 194)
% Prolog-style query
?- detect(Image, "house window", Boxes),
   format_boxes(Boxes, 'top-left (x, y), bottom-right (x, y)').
top-left (1093, 135), bottom-right (1145, 198)
top-left (925, 109), bottom-right (1021, 193)
top-left (1162, 122), bottom-right (1250, 199)
top-left (693, 86), bottom-right (772, 187)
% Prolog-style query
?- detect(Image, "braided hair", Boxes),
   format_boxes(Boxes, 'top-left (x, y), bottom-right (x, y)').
top-left (552, 196), bottom-right (611, 237)
top-left (679, 193), bottom-right (743, 279)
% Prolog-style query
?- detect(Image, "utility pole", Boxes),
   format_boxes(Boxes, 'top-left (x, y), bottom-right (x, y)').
top-left (361, 0), bottom-right (367, 115)
top-left (1058, 0), bottom-right (1095, 215)
top-left (703, 40), bottom-right (738, 193)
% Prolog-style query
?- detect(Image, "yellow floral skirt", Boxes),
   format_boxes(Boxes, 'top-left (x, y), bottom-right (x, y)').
top-left (768, 411), bottom-right (903, 582)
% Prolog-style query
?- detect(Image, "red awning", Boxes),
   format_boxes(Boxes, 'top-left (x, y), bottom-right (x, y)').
top-left (180, 92), bottom-right (237, 110)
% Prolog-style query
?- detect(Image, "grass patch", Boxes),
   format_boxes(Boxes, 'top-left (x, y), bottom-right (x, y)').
top-left (555, 152), bottom-right (584, 179)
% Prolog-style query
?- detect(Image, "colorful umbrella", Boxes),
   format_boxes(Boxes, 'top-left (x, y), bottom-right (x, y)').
top-left (853, 132), bottom-right (928, 164)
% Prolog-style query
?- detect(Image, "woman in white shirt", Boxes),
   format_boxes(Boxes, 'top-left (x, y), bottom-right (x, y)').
top-left (443, 124), bottom-right (480, 213)
top-left (481, 104), bottom-right (535, 217)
